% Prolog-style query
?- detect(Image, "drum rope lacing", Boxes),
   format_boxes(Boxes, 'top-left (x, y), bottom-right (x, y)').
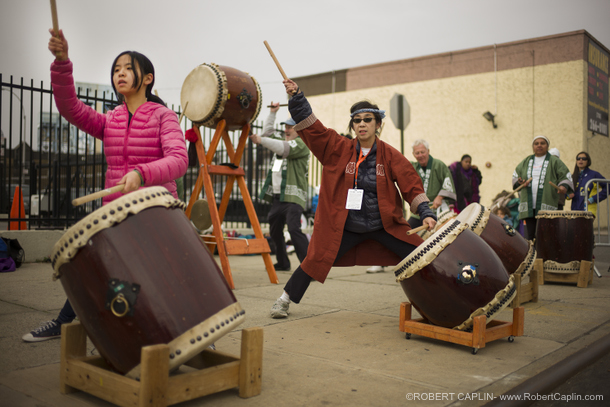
top-left (535, 210), bottom-right (595, 220)
top-left (394, 220), bottom-right (463, 279)
top-left (457, 276), bottom-right (516, 331)
top-left (199, 63), bottom-right (228, 127)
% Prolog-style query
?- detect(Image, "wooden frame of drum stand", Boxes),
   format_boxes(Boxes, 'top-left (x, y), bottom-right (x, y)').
top-left (511, 268), bottom-right (540, 308)
top-left (399, 302), bottom-right (524, 354)
top-left (185, 120), bottom-right (279, 289)
top-left (536, 258), bottom-right (593, 288)
top-left (59, 322), bottom-right (263, 407)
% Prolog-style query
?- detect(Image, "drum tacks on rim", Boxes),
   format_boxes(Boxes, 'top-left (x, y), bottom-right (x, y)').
top-left (51, 187), bottom-right (245, 379)
top-left (181, 63), bottom-right (262, 131)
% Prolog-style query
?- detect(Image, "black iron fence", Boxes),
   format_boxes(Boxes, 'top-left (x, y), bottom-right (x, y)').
top-left (1, 74), bottom-right (310, 230)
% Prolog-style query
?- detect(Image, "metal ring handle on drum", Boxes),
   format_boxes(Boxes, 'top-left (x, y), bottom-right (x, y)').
top-left (110, 293), bottom-right (130, 317)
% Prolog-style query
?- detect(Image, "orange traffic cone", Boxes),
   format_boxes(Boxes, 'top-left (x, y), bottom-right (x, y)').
top-left (9, 186), bottom-right (27, 230)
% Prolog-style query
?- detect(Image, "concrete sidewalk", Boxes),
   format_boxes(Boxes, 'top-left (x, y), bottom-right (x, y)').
top-left (0, 246), bottom-right (609, 406)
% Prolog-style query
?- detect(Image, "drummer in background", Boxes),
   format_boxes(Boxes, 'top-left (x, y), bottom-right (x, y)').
top-left (512, 135), bottom-right (573, 240)
top-left (22, 29), bottom-right (188, 342)
top-left (269, 79), bottom-right (436, 319)
top-left (408, 139), bottom-right (456, 228)
top-left (250, 102), bottom-right (310, 272)
top-left (568, 151), bottom-right (607, 217)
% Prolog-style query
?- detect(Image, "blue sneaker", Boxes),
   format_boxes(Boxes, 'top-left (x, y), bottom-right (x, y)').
top-left (22, 319), bottom-right (62, 342)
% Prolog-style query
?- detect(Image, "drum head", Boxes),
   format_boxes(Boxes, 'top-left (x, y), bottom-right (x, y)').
top-left (455, 202), bottom-right (488, 235)
top-left (181, 64), bottom-right (227, 123)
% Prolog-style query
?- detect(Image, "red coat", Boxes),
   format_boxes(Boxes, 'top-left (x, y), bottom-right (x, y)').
top-left (295, 116), bottom-right (428, 283)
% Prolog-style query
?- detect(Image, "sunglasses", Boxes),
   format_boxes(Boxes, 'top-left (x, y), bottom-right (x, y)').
top-left (576, 157), bottom-right (588, 161)
top-left (352, 117), bottom-right (374, 124)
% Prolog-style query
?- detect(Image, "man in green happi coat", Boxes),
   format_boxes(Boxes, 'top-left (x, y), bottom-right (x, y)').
top-left (408, 139), bottom-right (456, 228)
top-left (512, 135), bottom-right (573, 240)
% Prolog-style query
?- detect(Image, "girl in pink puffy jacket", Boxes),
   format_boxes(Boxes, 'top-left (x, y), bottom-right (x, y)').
top-left (46, 29), bottom-right (187, 203)
top-left (22, 29), bottom-right (188, 343)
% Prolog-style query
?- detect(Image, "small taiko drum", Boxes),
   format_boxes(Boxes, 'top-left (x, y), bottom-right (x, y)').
top-left (394, 219), bottom-right (515, 330)
top-left (420, 209), bottom-right (457, 240)
top-left (51, 187), bottom-right (245, 378)
top-left (181, 63), bottom-right (262, 131)
top-left (535, 210), bottom-right (595, 273)
top-left (456, 203), bottom-right (536, 278)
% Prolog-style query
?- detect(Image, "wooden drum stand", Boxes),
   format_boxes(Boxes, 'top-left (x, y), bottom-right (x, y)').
top-left (185, 120), bottom-right (279, 289)
top-left (59, 322), bottom-right (263, 406)
top-left (399, 302), bottom-right (524, 354)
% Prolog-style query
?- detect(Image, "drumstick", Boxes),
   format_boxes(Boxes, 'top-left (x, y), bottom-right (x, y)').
top-left (49, 0), bottom-right (62, 58)
top-left (513, 177), bottom-right (533, 194)
top-left (72, 185), bottom-right (124, 206)
top-left (549, 181), bottom-right (562, 192)
top-left (267, 104), bottom-right (288, 108)
top-left (407, 225), bottom-right (429, 235)
top-left (263, 40), bottom-right (288, 80)
top-left (179, 101), bottom-right (189, 124)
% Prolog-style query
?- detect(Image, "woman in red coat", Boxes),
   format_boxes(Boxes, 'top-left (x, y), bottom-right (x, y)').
top-left (270, 79), bottom-right (436, 318)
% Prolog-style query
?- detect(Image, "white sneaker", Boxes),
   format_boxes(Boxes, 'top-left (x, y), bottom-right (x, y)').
top-left (366, 266), bottom-right (385, 273)
top-left (270, 298), bottom-right (290, 318)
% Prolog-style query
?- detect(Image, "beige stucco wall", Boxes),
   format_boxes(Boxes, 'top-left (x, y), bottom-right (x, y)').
top-left (303, 60), bottom-right (609, 222)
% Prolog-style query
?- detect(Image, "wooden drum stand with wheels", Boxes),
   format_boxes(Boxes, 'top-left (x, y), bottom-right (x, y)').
top-left (185, 120), bottom-right (279, 289)
top-left (399, 302), bottom-right (524, 355)
top-left (60, 322), bottom-right (263, 407)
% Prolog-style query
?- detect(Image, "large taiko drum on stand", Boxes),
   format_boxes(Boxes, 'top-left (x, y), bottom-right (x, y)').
top-left (456, 203), bottom-right (536, 278)
top-left (180, 63), bottom-right (263, 131)
top-left (535, 210), bottom-right (595, 273)
top-left (394, 219), bottom-right (516, 330)
top-left (51, 187), bottom-right (245, 379)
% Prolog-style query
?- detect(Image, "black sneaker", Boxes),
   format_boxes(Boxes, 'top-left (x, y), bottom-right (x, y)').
top-left (274, 263), bottom-right (291, 271)
top-left (22, 319), bottom-right (62, 342)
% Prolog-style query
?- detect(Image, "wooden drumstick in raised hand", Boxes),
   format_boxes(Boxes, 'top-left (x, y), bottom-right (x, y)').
top-left (407, 224), bottom-right (429, 236)
top-left (49, 0), bottom-right (62, 58)
top-left (72, 185), bottom-right (124, 206)
top-left (264, 41), bottom-right (288, 80)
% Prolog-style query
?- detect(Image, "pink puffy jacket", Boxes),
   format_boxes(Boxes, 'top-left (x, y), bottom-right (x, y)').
top-left (50, 59), bottom-right (188, 204)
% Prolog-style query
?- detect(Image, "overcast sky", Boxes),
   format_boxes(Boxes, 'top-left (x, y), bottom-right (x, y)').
top-left (1, 0), bottom-right (610, 119)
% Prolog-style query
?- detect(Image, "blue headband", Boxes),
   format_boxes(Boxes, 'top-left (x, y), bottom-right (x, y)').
top-left (350, 108), bottom-right (386, 119)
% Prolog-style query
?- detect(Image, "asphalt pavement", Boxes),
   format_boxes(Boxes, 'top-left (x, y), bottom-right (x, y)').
top-left (0, 240), bottom-right (609, 407)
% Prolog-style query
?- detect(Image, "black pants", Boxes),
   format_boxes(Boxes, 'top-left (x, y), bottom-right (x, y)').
top-left (57, 299), bottom-right (76, 324)
top-left (268, 196), bottom-right (309, 268)
top-left (284, 229), bottom-right (417, 303)
top-left (523, 217), bottom-right (537, 241)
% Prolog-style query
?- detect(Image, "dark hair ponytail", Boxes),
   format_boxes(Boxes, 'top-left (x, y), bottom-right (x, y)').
top-left (111, 51), bottom-right (166, 106)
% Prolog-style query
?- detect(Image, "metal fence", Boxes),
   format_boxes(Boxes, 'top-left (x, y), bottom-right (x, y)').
top-left (584, 178), bottom-right (610, 246)
top-left (1, 74), bottom-right (308, 231)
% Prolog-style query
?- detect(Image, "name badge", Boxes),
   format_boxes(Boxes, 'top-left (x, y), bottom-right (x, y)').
top-left (346, 189), bottom-right (364, 210)
top-left (272, 158), bottom-right (283, 172)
